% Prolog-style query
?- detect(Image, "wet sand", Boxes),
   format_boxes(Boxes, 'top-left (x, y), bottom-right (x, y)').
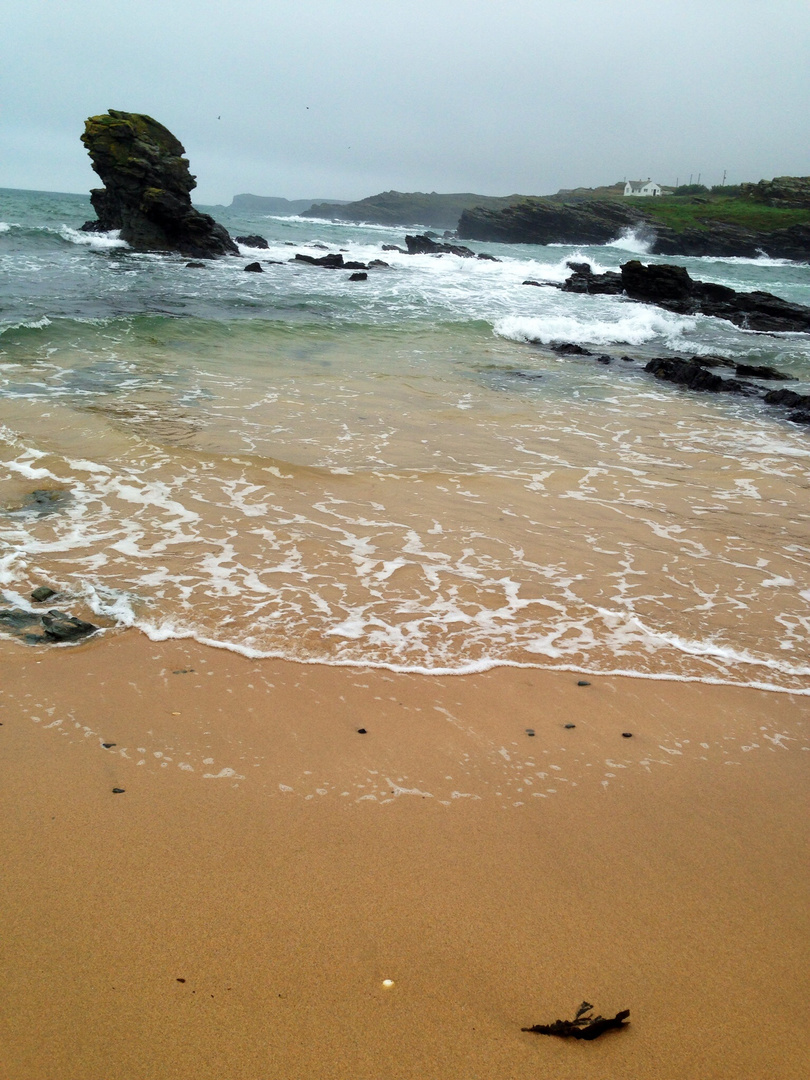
top-left (1, 631), bottom-right (808, 1079)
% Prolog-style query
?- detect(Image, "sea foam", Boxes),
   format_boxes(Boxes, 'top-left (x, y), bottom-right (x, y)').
top-left (493, 305), bottom-right (694, 348)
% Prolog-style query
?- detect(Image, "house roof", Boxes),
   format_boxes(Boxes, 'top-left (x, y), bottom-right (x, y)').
top-left (626, 179), bottom-right (659, 190)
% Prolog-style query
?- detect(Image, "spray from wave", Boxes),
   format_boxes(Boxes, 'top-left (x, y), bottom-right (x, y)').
top-left (606, 227), bottom-right (653, 255)
top-left (58, 225), bottom-right (129, 251)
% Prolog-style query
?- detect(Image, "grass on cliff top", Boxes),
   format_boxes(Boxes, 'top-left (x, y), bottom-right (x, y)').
top-left (634, 196), bottom-right (809, 233)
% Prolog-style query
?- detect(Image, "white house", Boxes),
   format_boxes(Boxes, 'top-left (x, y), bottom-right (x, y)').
top-left (624, 179), bottom-right (662, 197)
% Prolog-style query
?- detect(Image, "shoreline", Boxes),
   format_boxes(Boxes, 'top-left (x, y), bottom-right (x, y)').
top-left (1, 629), bottom-right (808, 1078)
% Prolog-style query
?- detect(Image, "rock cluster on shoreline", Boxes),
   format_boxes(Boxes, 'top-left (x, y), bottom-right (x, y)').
top-left (561, 260), bottom-right (810, 333)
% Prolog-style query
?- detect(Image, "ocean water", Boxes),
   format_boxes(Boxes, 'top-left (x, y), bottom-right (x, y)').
top-left (2, 186), bottom-right (810, 692)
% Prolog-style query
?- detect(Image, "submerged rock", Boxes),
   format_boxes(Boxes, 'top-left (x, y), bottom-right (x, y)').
top-left (0, 606), bottom-right (99, 644)
top-left (31, 586), bottom-right (58, 603)
top-left (644, 357), bottom-right (757, 395)
top-left (5, 488), bottom-right (72, 518)
top-left (80, 110), bottom-right (238, 258)
top-left (734, 363), bottom-right (794, 380)
top-left (41, 610), bottom-right (99, 642)
top-left (763, 387), bottom-right (810, 424)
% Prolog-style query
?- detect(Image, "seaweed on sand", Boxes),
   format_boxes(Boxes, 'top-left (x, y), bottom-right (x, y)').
top-left (522, 1001), bottom-right (630, 1040)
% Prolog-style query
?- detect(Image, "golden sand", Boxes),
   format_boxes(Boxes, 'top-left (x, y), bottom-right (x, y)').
top-left (1, 631), bottom-right (808, 1079)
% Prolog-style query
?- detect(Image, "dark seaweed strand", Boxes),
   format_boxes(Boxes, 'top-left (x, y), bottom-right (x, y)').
top-left (522, 1005), bottom-right (630, 1039)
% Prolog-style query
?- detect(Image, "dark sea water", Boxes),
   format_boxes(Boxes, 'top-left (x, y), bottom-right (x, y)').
top-left (2, 186), bottom-right (809, 692)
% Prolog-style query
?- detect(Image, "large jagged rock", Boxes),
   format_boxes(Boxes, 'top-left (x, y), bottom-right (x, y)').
top-left (81, 110), bottom-right (237, 257)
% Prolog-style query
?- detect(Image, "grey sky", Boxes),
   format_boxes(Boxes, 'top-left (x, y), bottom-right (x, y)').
top-left (3, 0), bottom-right (809, 204)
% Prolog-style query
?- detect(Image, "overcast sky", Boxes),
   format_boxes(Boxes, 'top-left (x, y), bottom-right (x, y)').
top-left (3, 0), bottom-right (809, 204)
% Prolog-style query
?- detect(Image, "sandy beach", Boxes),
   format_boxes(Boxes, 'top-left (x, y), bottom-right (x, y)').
top-left (1, 630), bottom-right (807, 1079)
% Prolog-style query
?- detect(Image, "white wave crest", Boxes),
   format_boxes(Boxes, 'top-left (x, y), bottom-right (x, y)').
top-left (58, 225), bottom-right (129, 250)
top-left (0, 315), bottom-right (52, 336)
top-left (0, 222), bottom-right (11, 233)
top-left (493, 305), bottom-right (694, 348)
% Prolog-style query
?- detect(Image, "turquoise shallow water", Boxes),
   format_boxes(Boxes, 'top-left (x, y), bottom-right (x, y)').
top-left (1, 187), bottom-right (809, 689)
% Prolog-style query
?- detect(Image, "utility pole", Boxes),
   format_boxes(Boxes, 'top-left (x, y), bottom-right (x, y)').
top-left (722, 169), bottom-right (727, 187)
top-left (697, 172), bottom-right (701, 185)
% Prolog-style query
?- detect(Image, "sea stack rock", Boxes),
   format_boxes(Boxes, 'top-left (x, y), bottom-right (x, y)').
top-left (80, 110), bottom-right (237, 257)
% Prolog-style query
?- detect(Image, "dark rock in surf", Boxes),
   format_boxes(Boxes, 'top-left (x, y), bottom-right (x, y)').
top-left (293, 252), bottom-right (345, 268)
top-left (404, 234), bottom-right (476, 258)
top-left (368, 259), bottom-right (391, 269)
top-left (562, 269), bottom-right (623, 295)
top-left (763, 387), bottom-right (810, 423)
top-left (235, 235), bottom-right (269, 249)
top-left (734, 363), bottom-right (794, 380)
top-left (476, 252), bottom-right (501, 262)
top-left (349, 272), bottom-right (368, 281)
top-left (185, 261), bottom-right (208, 268)
top-left (550, 342), bottom-right (593, 356)
top-left (0, 606), bottom-right (99, 644)
top-left (244, 262), bottom-right (263, 272)
top-left (31, 586), bottom-right (58, 603)
top-left (80, 110), bottom-right (237, 258)
top-left (620, 260), bottom-right (810, 333)
top-left (41, 610), bottom-right (99, 642)
top-left (344, 261), bottom-right (368, 270)
top-left (645, 358), bottom-right (730, 392)
top-left (644, 357), bottom-right (758, 396)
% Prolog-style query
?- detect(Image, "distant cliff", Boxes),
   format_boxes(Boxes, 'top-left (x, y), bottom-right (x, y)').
top-left (229, 194), bottom-right (349, 216)
top-left (302, 190), bottom-right (522, 230)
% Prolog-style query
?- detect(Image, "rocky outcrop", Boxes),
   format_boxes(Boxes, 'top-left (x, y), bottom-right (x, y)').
top-left (80, 110), bottom-right (237, 257)
top-left (559, 260), bottom-right (810, 333)
top-left (643, 358), bottom-right (810, 424)
top-left (649, 221), bottom-right (810, 260)
top-left (459, 198), bottom-right (644, 246)
top-left (619, 261), bottom-right (810, 332)
top-left (458, 196), bottom-right (810, 260)
top-left (740, 176), bottom-right (810, 209)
